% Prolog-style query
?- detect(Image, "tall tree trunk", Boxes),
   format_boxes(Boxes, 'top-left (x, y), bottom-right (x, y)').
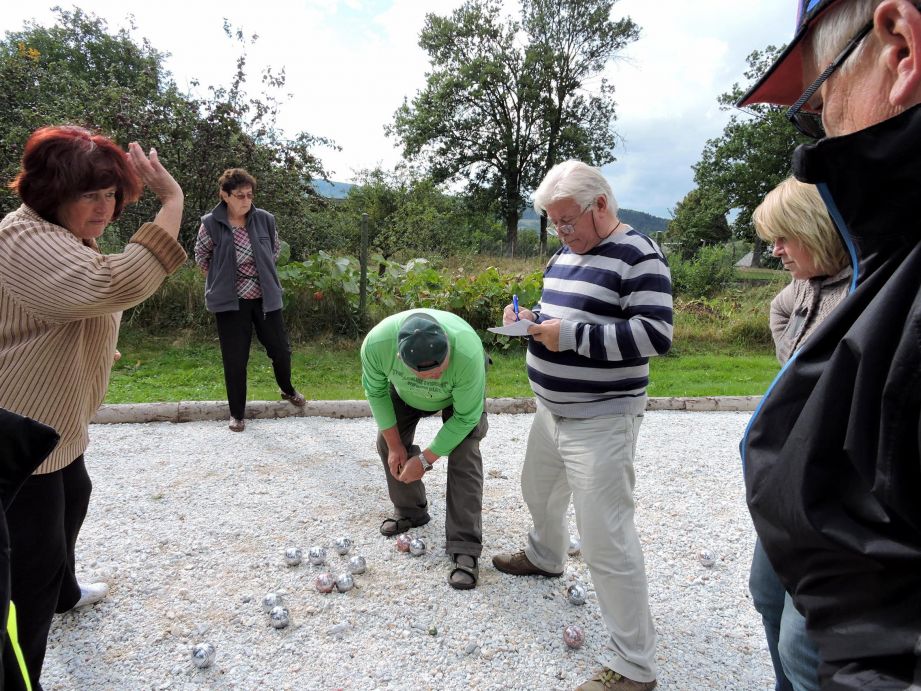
top-left (539, 214), bottom-right (549, 257)
top-left (505, 209), bottom-right (519, 257)
top-left (751, 236), bottom-right (764, 268)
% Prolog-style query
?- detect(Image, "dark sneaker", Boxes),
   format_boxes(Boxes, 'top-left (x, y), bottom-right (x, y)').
top-left (229, 418), bottom-right (245, 432)
top-left (576, 669), bottom-right (657, 691)
top-left (491, 551), bottom-right (562, 577)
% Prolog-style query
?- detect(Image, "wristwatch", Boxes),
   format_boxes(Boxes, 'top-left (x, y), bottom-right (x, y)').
top-left (417, 454), bottom-right (433, 473)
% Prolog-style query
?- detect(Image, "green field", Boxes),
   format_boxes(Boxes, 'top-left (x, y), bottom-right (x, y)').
top-left (106, 330), bottom-right (780, 404)
top-left (104, 263), bottom-right (788, 404)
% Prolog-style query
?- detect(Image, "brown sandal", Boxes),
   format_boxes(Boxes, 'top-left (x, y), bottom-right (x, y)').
top-left (448, 555), bottom-right (479, 590)
top-left (379, 515), bottom-right (429, 537)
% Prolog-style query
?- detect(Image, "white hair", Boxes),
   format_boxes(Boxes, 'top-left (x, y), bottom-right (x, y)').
top-left (807, 0), bottom-right (881, 74)
top-left (532, 160), bottom-right (619, 217)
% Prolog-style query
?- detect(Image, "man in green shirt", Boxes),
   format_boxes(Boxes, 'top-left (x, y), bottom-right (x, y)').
top-left (361, 309), bottom-right (488, 590)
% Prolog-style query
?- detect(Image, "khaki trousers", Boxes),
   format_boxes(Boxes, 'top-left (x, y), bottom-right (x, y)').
top-left (522, 404), bottom-right (657, 682)
top-left (376, 387), bottom-right (487, 558)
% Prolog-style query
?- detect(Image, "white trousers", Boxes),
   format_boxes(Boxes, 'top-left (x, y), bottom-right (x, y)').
top-left (522, 404), bottom-right (657, 681)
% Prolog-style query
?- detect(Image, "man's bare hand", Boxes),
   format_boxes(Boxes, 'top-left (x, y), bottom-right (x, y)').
top-left (387, 447), bottom-right (409, 478)
top-left (503, 303), bottom-right (536, 325)
top-left (527, 319), bottom-right (561, 351)
top-left (397, 456), bottom-right (426, 484)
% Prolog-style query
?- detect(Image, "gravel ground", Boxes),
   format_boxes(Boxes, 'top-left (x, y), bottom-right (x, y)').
top-left (41, 410), bottom-right (773, 690)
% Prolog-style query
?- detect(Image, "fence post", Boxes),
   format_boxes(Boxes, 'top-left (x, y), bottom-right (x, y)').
top-left (359, 213), bottom-right (369, 328)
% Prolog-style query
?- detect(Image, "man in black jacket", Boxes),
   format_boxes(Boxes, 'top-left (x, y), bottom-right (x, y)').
top-left (737, 0), bottom-right (921, 688)
top-left (0, 408), bottom-right (59, 690)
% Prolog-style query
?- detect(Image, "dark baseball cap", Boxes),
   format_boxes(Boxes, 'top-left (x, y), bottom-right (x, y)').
top-left (738, 0), bottom-right (843, 107)
top-left (398, 313), bottom-right (449, 372)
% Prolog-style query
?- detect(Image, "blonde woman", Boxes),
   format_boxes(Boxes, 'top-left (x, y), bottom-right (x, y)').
top-left (749, 176), bottom-right (851, 691)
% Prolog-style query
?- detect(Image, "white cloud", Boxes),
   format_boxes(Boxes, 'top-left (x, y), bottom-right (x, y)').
top-left (1, 0), bottom-right (798, 217)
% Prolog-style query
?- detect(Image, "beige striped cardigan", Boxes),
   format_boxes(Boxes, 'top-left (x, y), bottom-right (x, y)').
top-left (0, 205), bottom-right (186, 474)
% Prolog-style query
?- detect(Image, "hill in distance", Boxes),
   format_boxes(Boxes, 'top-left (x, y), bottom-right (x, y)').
top-left (312, 180), bottom-right (670, 235)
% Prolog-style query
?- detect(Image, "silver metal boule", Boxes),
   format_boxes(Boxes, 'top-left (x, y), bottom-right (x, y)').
top-left (308, 546), bottom-right (327, 565)
top-left (284, 547), bottom-right (302, 566)
top-left (348, 555), bottom-right (367, 575)
top-left (409, 538), bottom-right (426, 556)
top-left (396, 534), bottom-right (412, 553)
top-left (567, 536), bottom-right (582, 556)
top-left (314, 572), bottom-right (335, 594)
top-left (269, 605), bottom-right (290, 629)
top-left (333, 536), bottom-right (353, 556)
top-left (334, 572), bottom-right (355, 592)
top-left (699, 550), bottom-right (716, 568)
top-left (566, 583), bottom-right (587, 606)
top-left (262, 592), bottom-right (284, 613)
top-left (191, 642), bottom-right (216, 668)
top-left (563, 624), bottom-right (585, 649)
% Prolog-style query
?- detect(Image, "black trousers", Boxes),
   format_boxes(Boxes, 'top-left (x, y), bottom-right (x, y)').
top-left (215, 298), bottom-right (295, 420)
top-left (376, 387), bottom-right (487, 558)
top-left (6, 456), bottom-right (91, 691)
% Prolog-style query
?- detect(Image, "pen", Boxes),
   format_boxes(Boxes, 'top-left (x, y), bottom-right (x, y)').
top-left (512, 294), bottom-right (520, 321)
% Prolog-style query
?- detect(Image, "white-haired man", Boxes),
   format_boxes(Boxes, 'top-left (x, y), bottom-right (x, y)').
top-left (492, 160), bottom-right (672, 691)
top-left (738, 1), bottom-right (921, 687)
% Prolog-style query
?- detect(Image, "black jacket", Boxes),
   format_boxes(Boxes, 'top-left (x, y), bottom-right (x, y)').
top-left (742, 104), bottom-right (921, 689)
top-left (0, 408), bottom-right (58, 688)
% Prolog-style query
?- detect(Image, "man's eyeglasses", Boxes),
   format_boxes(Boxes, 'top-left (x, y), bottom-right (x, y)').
top-left (786, 17), bottom-right (874, 139)
top-left (547, 206), bottom-right (590, 237)
top-left (231, 191), bottom-right (254, 200)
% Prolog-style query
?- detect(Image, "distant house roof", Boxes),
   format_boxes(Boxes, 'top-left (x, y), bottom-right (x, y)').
top-left (735, 251), bottom-right (755, 267)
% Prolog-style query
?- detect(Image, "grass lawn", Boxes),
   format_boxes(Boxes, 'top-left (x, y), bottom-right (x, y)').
top-left (106, 329), bottom-right (778, 404)
top-left (648, 352), bottom-right (779, 397)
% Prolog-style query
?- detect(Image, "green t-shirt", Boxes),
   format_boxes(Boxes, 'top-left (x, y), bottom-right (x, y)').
top-left (360, 309), bottom-right (486, 457)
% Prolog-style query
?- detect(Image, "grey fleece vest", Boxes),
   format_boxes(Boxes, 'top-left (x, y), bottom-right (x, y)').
top-left (200, 202), bottom-right (283, 313)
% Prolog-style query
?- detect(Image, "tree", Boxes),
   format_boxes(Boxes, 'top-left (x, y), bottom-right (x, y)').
top-left (691, 46), bottom-right (809, 266)
top-left (0, 8), bottom-right (334, 257)
top-left (326, 166), bottom-right (493, 262)
top-left (522, 0), bottom-right (639, 254)
top-left (0, 7), bottom-right (191, 216)
top-left (389, 0), bottom-right (637, 256)
top-left (666, 187), bottom-right (732, 259)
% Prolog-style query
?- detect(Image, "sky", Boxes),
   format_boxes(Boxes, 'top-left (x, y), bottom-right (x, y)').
top-left (1, 1), bottom-right (795, 218)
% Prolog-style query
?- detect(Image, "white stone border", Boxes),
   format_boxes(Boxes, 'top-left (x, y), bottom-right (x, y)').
top-left (91, 396), bottom-right (761, 424)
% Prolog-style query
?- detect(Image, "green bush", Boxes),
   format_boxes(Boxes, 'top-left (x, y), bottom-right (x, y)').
top-left (125, 255), bottom-right (545, 341)
top-left (122, 267), bottom-right (211, 332)
top-left (728, 315), bottom-right (774, 348)
top-left (669, 245), bottom-right (736, 299)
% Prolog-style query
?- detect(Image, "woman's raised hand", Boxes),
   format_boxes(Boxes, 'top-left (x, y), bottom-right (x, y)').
top-left (126, 142), bottom-right (183, 239)
top-left (126, 143), bottom-right (183, 204)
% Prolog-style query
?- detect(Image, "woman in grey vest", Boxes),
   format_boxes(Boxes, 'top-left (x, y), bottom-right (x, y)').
top-left (194, 168), bottom-right (305, 432)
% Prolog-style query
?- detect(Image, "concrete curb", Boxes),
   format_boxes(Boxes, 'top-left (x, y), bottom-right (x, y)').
top-left (91, 396), bottom-right (761, 424)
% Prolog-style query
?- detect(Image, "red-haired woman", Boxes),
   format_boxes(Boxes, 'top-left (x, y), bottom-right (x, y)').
top-left (0, 126), bottom-right (186, 689)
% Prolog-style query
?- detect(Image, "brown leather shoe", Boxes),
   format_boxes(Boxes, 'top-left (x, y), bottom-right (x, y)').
top-left (281, 391), bottom-right (307, 407)
top-left (576, 668), bottom-right (656, 691)
top-left (228, 418), bottom-right (245, 432)
top-left (491, 551), bottom-right (562, 577)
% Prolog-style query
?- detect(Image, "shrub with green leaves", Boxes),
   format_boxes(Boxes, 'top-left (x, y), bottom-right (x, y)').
top-left (669, 245), bottom-right (736, 299)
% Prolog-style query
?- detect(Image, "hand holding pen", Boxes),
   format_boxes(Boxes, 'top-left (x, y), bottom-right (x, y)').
top-left (503, 297), bottom-right (535, 325)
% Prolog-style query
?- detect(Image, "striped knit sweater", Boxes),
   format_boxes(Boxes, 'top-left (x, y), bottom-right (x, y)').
top-left (526, 225), bottom-right (673, 417)
top-left (0, 205), bottom-right (187, 474)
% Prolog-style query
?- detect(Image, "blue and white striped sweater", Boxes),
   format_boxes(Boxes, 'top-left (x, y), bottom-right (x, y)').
top-left (526, 227), bottom-right (673, 417)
